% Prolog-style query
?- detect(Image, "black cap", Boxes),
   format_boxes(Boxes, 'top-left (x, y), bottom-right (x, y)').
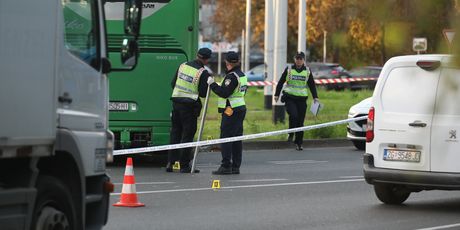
top-left (225, 51), bottom-right (239, 63)
top-left (197, 48), bottom-right (212, 59)
top-left (294, 51), bottom-right (305, 59)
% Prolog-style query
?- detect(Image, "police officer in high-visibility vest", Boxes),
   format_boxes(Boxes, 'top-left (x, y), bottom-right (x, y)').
top-left (207, 52), bottom-right (247, 175)
top-left (274, 52), bottom-right (319, 151)
top-left (166, 48), bottom-right (212, 173)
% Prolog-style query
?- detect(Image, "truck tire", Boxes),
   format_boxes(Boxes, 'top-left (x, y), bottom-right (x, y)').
top-left (352, 140), bottom-right (365, 150)
top-left (31, 175), bottom-right (77, 230)
top-left (374, 183), bottom-right (410, 205)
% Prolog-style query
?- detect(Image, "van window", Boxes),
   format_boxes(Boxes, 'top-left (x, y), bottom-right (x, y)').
top-left (435, 68), bottom-right (460, 115)
top-left (381, 67), bottom-right (439, 114)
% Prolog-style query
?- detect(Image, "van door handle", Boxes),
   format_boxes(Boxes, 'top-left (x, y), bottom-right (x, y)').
top-left (58, 92), bottom-right (73, 104)
top-left (409, 121), bottom-right (426, 127)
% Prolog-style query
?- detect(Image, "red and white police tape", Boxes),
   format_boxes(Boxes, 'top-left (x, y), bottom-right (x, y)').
top-left (246, 77), bottom-right (378, 87)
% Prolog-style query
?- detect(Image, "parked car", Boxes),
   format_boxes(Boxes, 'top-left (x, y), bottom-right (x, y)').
top-left (364, 55), bottom-right (460, 205)
top-left (307, 62), bottom-right (351, 90)
top-left (348, 66), bottom-right (382, 90)
top-left (246, 64), bottom-right (265, 82)
top-left (347, 97), bottom-right (371, 150)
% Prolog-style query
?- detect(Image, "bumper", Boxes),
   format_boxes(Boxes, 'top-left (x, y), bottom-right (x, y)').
top-left (363, 154), bottom-right (460, 190)
top-left (346, 127), bottom-right (365, 140)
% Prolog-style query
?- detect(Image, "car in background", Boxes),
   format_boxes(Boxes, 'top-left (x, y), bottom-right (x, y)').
top-left (246, 64), bottom-right (265, 82)
top-left (347, 97), bottom-right (371, 150)
top-left (348, 66), bottom-right (382, 90)
top-left (307, 62), bottom-right (351, 90)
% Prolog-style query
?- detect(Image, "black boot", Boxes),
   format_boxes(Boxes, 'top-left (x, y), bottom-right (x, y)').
top-left (212, 166), bottom-right (232, 175)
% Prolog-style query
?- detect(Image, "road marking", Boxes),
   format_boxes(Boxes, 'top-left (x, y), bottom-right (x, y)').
top-left (113, 182), bottom-right (175, 185)
top-left (268, 160), bottom-right (328, 165)
top-left (416, 223), bottom-right (460, 230)
top-left (111, 178), bottom-right (364, 196)
top-left (340, 176), bottom-right (364, 179)
top-left (229, 179), bottom-right (288, 182)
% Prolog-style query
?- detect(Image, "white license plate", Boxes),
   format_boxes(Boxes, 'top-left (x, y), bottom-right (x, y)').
top-left (109, 102), bottom-right (129, 111)
top-left (383, 149), bottom-right (421, 162)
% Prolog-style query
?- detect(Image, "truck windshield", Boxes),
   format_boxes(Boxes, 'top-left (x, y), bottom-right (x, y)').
top-left (62, 0), bottom-right (97, 66)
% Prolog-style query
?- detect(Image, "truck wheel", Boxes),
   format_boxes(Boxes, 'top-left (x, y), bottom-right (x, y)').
top-left (352, 140), bottom-right (365, 150)
top-left (374, 183), bottom-right (410, 205)
top-left (32, 175), bottom-right (77, 230)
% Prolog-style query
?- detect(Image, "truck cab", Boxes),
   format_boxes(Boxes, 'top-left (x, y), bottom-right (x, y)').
top-left (0, 0), bottom-right (141, 229)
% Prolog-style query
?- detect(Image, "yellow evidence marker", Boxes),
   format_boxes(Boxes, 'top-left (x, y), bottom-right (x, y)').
top-left (172, 161), bottom-right (180, 171)
top-left (212, 180), bottom-right (221, 189)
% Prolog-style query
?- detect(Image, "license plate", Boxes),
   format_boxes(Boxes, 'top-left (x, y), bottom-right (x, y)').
top-left (109, 102), bottom-right (129, 111)
top-left (383, 149), bottom-right (421, 162)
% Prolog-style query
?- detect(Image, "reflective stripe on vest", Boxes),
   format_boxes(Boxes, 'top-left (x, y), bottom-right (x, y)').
top-left (218, 72), bottom-right (248, 109)
top-left (284, 66), bottom-right (309, 97)
top-left (171, 63), bottom-right (204, 100)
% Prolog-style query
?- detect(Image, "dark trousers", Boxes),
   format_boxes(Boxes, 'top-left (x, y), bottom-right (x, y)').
top-left (285, 98), bottom-right (307, 145)
top-left (168, 102), bottom-right (200, 168)
top-left (220, 108), bottom-right (246, 169)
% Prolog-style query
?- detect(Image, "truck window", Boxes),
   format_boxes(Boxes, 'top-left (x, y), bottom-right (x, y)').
top-left (62, 0), bottom-right (98, 67)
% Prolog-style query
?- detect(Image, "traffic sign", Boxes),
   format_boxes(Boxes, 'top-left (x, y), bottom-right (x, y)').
top-left (413, 37), bottom-right (427, 53)
top-left (443, 29), bottom-right (455, 48)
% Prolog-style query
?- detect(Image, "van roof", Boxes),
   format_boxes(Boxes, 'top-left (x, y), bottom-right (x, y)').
top-left (385, 54), bottom-right (455, 68)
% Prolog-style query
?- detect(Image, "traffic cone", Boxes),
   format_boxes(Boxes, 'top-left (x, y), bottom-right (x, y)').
top-left (113, 157), bottom-right (145, 207)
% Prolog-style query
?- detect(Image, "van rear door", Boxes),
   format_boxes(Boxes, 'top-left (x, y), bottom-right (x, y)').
top-left (374, 60), bottom-right (441, 171)
top-left (431, 62), bottom-right (460, 173)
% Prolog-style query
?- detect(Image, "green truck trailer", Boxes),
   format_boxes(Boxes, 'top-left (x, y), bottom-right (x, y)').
top-left (106, 0), bottom-right (199, 150)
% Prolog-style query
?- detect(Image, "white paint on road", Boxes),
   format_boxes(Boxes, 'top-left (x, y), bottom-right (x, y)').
top-left (229, 179), bottom-right (288, 182)
top-left (111, 178), bottom-right (364, 196)
top-left (416, 223), bottom-right (460, 230)
top-left (268, 160), bottom-right (328, 165)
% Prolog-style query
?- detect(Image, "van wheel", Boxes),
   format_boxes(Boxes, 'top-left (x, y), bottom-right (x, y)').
top-left (32, 175), bottom-right (77, 230)
top-left (374, 183), bottom-right (410, 205)
top-left (352, 140), bottom-right (365, 150)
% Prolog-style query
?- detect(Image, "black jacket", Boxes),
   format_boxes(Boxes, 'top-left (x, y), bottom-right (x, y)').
top-left (274, 64), bottom-right (318, 100)
top-left (170, 60), bottom-right (210, 106)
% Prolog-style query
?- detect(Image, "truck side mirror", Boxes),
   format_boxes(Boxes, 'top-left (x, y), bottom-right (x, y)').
top-left (124, 0), bottom-right (142, 37)
top-left (121, 38), bottom-right (138, 68)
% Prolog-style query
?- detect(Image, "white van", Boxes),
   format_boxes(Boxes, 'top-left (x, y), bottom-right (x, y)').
top-left (364, 54), bottom-right (460, 204)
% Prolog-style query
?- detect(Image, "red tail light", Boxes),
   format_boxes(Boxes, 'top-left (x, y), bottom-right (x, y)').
top-left (416, 60), bottom-right (440, 71)
top-left (366, 107), bottom-right (375, 142)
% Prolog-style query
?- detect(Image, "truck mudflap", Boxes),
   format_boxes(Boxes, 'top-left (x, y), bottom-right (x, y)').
top-left (0, 188), bottom-right (35, 230)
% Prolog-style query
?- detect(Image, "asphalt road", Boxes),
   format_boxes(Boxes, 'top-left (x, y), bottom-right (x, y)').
top-left (105, 146), bottom-right (460, 230)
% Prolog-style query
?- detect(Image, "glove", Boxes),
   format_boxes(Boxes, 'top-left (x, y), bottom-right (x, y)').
top-left (207, 77), bottom-right (215, 85)
top-left (274, 96), bottom-right (279, 102)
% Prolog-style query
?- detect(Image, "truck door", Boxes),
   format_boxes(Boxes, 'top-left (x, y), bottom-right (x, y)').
top-left (374, 64), bottom-right (440, 171)
top-left (431, 64), bottom-right (460, 173)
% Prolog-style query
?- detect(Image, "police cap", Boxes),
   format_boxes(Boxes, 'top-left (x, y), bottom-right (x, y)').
top-left (197, 48), bottom-right (212, 59)
top-left (294, 51), bottom-right (305, 59)
top-left (225, 51), bottom-right (239, 63)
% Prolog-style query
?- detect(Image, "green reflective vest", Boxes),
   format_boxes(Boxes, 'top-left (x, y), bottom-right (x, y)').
top-left (171, 63), bottom-right (204, 100)
top-left (218, 72), bottom-right (248, 109)
top-left (284, 66), bottom-right (310, 97)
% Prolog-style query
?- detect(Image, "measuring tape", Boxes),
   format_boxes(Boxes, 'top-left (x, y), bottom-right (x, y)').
top-left (113, 116), bottom-right (367, 156)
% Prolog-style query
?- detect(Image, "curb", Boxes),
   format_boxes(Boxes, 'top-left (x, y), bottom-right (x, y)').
top-left (204, 138), bottom-right (353, 151)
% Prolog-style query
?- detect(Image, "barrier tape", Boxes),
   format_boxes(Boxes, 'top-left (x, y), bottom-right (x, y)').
top-left (113, 116), bottom-right (368, 156)
top-left (246, 77), bottom-right (378, 87)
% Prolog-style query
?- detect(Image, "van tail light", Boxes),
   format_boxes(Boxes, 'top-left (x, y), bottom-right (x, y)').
top-left (366, 107), bottom-right (375, 142)
top-left (416, 60), bottom-right (440, 71)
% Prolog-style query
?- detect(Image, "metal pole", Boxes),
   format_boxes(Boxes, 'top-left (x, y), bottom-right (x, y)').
top-left (323, 30), bottom-right (327, 63)
top-left (241, 29), bottom-right (245, 71)
top-left (272, 0), bottom-right (287, 123)
top-left (245, 0), bottom-right (251, 72)
top-left (190, 85), bottom-right (211, 174)
top-left (264, 0), bottom-right (274, 109)
top-left (298, 0), bottom-right (306, 55)
top-left (217, 43), bottom-right (222, 75)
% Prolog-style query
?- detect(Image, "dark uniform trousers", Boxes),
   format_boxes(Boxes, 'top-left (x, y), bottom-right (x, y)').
top-left (168, 102), bottom-right (201, 168)
top-left (285, 97), bottom-right (307, 145)
top-left (220, 108), bottom-right (246, 169)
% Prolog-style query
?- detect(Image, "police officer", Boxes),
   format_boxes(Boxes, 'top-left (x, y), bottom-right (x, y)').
top-left (166, 48), bottom-right (212, 173)
top-left (274, 51), bottom-right (319, 151)
top-left (207, 52), bottom-right (247, 175)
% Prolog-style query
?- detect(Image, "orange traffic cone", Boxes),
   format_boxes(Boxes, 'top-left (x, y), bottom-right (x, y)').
top-left (113, 157), bottom-right (145, 207)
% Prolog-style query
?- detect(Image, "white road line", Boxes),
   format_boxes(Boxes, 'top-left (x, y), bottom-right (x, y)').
top-left (268, 160), bottom-right (328, 165)
top-left (340, 176), bottom-right (364, 179)
top-left (416, 223), bottom-right (460, 230)
top-left (113, 182), bottom-right (175, 185)
top-left (111, 178), bottom-right (364, 196)
top-left (229, 179), bottom-right (288, 183)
